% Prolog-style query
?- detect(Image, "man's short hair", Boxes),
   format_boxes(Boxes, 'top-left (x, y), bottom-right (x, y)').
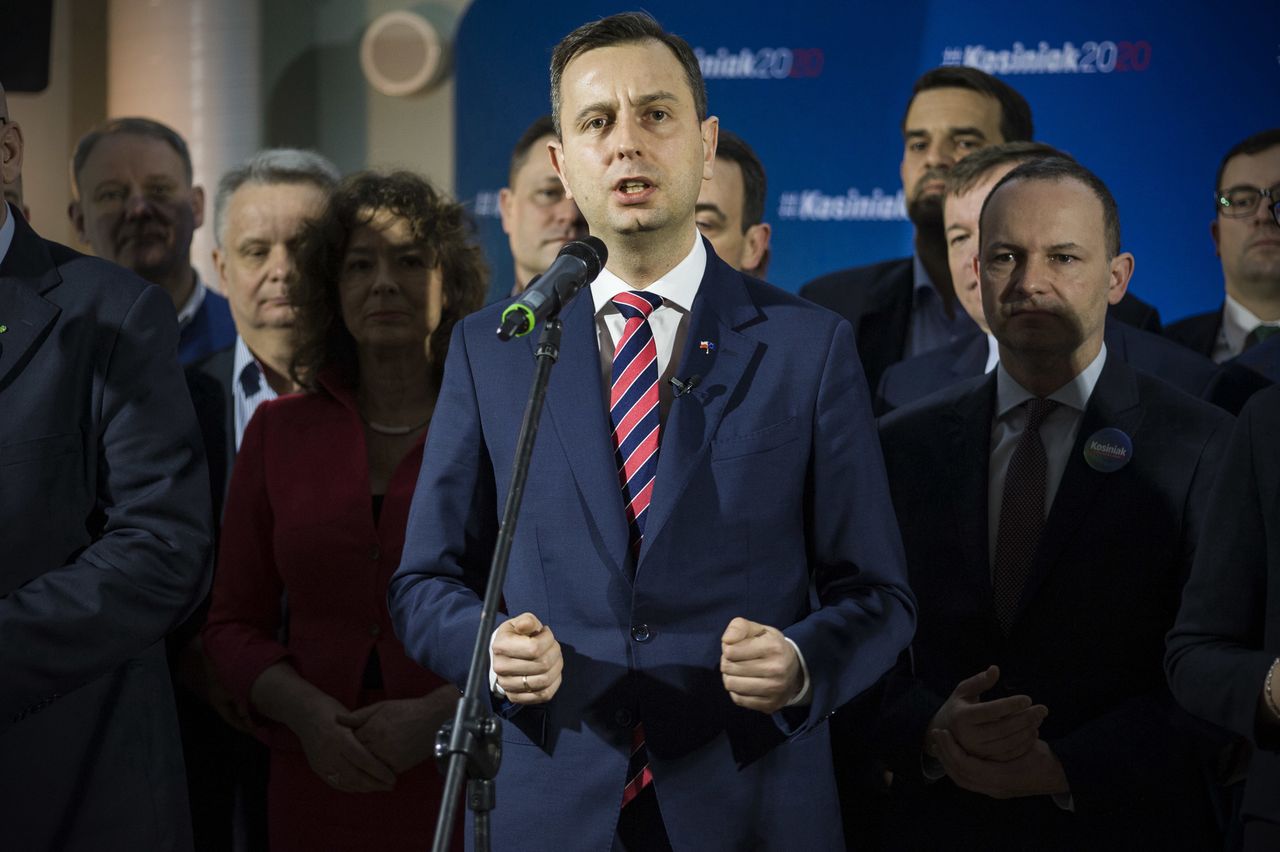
top-left (550, 12), bottom-right (707, 138)
top-left (946, 141), bottom-right (1071, 197)
top-left (1214, 127), bottom-right (1280, 208)
top-left (71, 117), bottom-right (192, 197)
top-left (904, 67), bottom-right (1034, 144)
top-left (715, 130), bottom-right (767, 231)
top-left (982, 157), bottom-right (1121, 258)
top-left (213, 148), bottom-right (341, 246)
top-left (508, 115), bottom-right (557, 185)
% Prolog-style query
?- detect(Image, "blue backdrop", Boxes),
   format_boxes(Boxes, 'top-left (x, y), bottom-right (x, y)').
top-left (455, 1), bottom-right (1280, 323)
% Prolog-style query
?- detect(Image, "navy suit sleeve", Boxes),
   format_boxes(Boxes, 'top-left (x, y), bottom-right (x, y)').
top-left (0, 284), bottom-right (212, 730)
top-left (781, 318), bottom-right (916, 731)
top-left (1049, 414), bottom-right (1233, 803)
top-left (1167, 392), bottom-right (1279, 749)
top-left (389, 321), bottom-right (499, 690)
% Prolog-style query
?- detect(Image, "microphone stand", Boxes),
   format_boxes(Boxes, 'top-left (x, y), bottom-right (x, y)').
top-left (430, 317), bottom-right (564, 852)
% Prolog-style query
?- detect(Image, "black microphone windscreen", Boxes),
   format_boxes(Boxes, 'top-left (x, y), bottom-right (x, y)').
top-left (557, 235), bottom-right (608, 278)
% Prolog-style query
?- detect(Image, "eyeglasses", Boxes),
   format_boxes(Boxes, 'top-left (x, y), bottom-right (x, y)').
top-left (1217, 183), bottom-right (1280, 218)
top-left (1271, 198), bottom-right (1280, 227)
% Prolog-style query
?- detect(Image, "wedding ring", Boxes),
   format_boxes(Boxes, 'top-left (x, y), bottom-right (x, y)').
top-left (522, 675), bottom-right (531, 692)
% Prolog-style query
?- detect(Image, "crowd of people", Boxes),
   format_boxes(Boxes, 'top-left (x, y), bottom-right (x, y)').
top-left (1, 9), bottom-right (1279, 852)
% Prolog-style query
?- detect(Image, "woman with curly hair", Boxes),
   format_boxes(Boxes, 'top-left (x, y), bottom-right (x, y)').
top-left (204, 171), bottom-right (487, 851)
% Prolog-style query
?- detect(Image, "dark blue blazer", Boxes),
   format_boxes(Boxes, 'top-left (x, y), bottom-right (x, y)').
top-left (1167, 385), bottom-right (1280, 828)
top-left (0, 211), bottom-right (212, 849)
top-left (871, 354), bottom-right (1231, 850)
top-left (877, 317), bottom-right (1223, 414)
top-left (390, 242), bottom-right (916, 851)
top-left (1165, 307), bottom-right (1223, 359)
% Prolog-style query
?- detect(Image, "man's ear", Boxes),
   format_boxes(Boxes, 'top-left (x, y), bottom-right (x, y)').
top-left (701, 116), bottom-right (719, 181)
top-left (190, 185), bottom-right (205, 229)
top-left (741, 222), bottom-right (771, 273)
top-left (0, 121), bottom-right (24, 185)
top-left (497, 187), bottom-right (515, 235)
top-left (548, 138), bottom-right (573, 200)
top-left (68, 200), bottom-right (89, 244)
top-left (1107, 252), bottom-right (1135, 305)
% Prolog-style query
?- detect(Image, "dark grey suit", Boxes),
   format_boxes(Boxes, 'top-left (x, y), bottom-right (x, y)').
top-left (0, 211), bottom-right (212, 850)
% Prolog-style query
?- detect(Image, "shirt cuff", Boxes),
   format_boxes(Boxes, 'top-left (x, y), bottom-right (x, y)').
top-left (1051, 792), bottom-right (1075, 812)
top-left (489, 627), bottom-right (505, 698)
top-left (782, 636), bottom-right (812, 707)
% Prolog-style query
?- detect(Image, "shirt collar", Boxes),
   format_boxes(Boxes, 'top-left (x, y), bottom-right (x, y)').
top-left (176, 271), bottom-right (207, 328)
top-left (1222, 292), bottom-right (1278, 352)
top-left (0, 203), bottom-right (17, 267)
top-left (984, 333), bottom-right (1000, 373)
top-left (233, 336), bottom-right (264, 392)
top-left (995, 342), bottom-right (1108, 419)
top-left (591, 230), bottom-right (705, 315)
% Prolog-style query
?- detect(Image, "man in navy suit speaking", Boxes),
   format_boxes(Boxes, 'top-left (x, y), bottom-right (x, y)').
top-left (390, 12), bottom-right (915, 851)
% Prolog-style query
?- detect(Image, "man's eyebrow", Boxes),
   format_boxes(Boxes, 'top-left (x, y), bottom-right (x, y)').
top-left (1046, 242), bottom-right (1083, 252)
top-left (695, 202), bottom-right (726, 220)
top-left (949, 126), bottom-right (989, 138)
top-left (573, 100), bottom-right (616, 126)
top-left (631, 91), bottom-right (680, 108)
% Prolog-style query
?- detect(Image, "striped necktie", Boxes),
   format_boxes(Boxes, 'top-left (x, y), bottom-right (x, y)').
top-left (610, 290), bottom-right (664, 560)
top-left (610, 290), bottom-right (664, 813)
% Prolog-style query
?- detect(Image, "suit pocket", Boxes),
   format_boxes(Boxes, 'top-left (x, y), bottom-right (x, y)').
top-left (710, 416), bottom-right (799, 461)
top-left (0, 432), bottom-right (82, 467)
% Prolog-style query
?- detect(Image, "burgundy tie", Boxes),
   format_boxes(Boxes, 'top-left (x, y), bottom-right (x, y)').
top-left (609, 290), bottom-right (663, 809)
top-left (992, 398), bottom-right (1059, 632)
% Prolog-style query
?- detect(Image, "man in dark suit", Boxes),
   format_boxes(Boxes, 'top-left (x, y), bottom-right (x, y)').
top-left (0, 82), bottom-right (212, 850)
top-left (389, 13), bottom-right (915, 850)
top-left (868, 157), bottom-right (1230, 849)
top-left (695, 129), bottom-right (772, 277)
top-left (1166, 128), bottom-right (1280, 361)
top-left (1167, 385), bottom-right (1280, 851)
top-left (69, 117), bottom-right (236, 365)
top-left (179, 148), bottom-right (337, 851)
top-left (877, 143), bottom-right (1222, 414)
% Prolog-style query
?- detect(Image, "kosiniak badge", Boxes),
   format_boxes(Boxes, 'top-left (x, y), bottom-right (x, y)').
top-left (1083, 427), bottom-right (1133, 473)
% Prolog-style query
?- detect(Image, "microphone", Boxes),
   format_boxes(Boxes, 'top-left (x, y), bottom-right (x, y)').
top-left (497, 236), bottom-right (608, 341)
top-left (668, 374), bottom-right (702, 398)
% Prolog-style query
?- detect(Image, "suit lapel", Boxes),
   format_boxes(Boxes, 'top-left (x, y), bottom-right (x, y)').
top-left (946, 375), bottom-right (998, 605)
top-left (0, 215), bottom-right (62, 392)
top-left (540, 291), bottom-right (631, 576)
top-left (638, 254), bottom-right (761, 568)
top-left (1016, 355), bottom-right (1142, 619)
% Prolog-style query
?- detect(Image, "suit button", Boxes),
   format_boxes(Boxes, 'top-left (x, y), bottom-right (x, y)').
top-left (368, 544), bottom-right (381, 561)
top-left (614, 709), bottom-right (633, 728)
top-left (368, 624), bottom-right (382, 637)
top-left (631, 624), bottom-right (651, 643)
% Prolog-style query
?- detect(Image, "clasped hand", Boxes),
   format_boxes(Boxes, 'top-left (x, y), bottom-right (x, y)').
top-left (927, 665), bottom-right (1068, 799)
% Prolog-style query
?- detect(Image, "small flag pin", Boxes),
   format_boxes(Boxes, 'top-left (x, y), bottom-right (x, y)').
top-left (699, 340), bottom-right (715, 353)
top-left (0, 325), bottom-right (7, 334)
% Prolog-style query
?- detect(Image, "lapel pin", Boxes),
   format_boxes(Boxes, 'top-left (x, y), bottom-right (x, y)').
top-left (699, 340), bottom-right (715, 354)
top-left (1083, 427), bottom-right (1133, 473)
top-left (0, 325), bottom-right (6, 334)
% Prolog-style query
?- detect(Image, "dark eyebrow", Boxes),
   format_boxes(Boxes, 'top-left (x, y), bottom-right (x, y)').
top-left (695, 202), bottom-right (726, 222)
top-left (574, 100), bottom-right (616, 126)
top-left (944, 222), bottom-right (971, 234)
top-left (949, 127), bottom-right (989, 138)
top-left (633, 90), bottom-right (680, 108)
top-left (1046, 242), bottom-right (1083, 253)
top-left (985, 241), bottom-right (1023, 253)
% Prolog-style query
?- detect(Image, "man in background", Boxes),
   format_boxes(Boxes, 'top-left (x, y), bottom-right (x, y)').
top-left (498, 113), bottom-right (587, 295)
top-left (695, 128), bottom-right (772, 277)
top-left (1166, 129), bottom-right (1280, 362)
top-left (69, 117), bottom-right (236, 364)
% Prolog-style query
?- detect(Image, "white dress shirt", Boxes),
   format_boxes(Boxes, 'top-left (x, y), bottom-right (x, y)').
top-left (1216, 293), bottom-right (1280, 363)
top-left (983, 334), bottom-right (1000, 374)
top-left (987, 344), bottom-right (1108, 574)
top-left (232, 336), bottom-right (281, 451)
top-left (176, 272), bottom-right (208, 331)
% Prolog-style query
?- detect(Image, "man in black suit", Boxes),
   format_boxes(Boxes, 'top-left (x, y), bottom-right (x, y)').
top-left (1167, 385), bottom-right (1280, 851)
top-left (869, 157), bottom-right (1230, 849)
top-left (0, 82), bottom-right (212, 849)
top-left (878, 143), bottom-right (1223, 414)
top-left (179, 148), bottom-right (336, 851)
top-left (1166, 128), bottom-right (1280, 361)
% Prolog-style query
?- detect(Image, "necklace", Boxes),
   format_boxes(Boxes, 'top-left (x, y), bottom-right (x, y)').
top-left (363, 416), bottom-right (429, 436)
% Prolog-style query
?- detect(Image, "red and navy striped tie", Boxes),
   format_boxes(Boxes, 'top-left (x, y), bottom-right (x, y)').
top-left (610, 289), bottom-right (663, 811)
top-left (610, 290), bottom-right (664, 561)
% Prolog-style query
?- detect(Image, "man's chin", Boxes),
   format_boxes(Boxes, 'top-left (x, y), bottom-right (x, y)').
top-left (907, 195), bottom-right (944, 229)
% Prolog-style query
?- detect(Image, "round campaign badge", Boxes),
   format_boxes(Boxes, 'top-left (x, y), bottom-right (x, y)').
top-left (1083, 428), bottom-right (1132, 473)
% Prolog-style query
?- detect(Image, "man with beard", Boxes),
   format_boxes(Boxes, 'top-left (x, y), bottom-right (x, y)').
top-left (499, 114), bottom-right (588, 295)
top-left (69, 117), bottom-right (236, 365)
top-left (800, 67), bottom-right (1032, 392)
